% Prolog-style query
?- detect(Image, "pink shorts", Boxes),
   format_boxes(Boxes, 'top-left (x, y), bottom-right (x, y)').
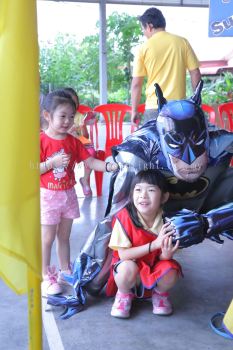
top-left (40, 187), bottom-right (80, 225)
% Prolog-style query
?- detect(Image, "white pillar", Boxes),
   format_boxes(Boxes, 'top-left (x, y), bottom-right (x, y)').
top-left (99, 0), bottom-right (107, 104)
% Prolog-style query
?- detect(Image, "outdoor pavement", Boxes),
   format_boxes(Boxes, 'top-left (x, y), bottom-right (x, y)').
top-left (1, 124), bottom-right (233, 349)
top-left (1, 168), bottom-right (233, 350)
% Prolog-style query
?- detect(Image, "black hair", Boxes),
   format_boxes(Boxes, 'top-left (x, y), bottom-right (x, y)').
top-left (62, 87), bottom-right (80, 109)
top-left (43, 90), bottom-right (76, 115)
top-left (138, 7), bottom-right (166, 29)
top-left (126, 169), bottom-right (168, 228)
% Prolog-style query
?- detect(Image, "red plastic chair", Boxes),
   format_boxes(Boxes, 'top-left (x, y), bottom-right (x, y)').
top-left (218, 102), bottom-right (233, 166)
top-left (78, 104), bottom-right (92, 114)
top-left (130, 103), bottom-right (145, 133)
top-left (77, 104), bottom-right (105, 196)
top-left (218, 102), bottom-right (233, 167)
top-left (218, 102), bottom-right (233, 132)
top-left (93, 103), bottom-right (131, 159)
top-left (202, 104), bottom-right (217, 125)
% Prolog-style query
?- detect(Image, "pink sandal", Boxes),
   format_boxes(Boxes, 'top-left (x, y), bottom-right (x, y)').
top-left (79, 177), bottom-right (92, 197)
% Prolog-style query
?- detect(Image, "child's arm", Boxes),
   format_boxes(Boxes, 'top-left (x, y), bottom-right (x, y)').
top-left (80, 124), bottom-right (89, 139)
top-left (84, 157), bottom-right (118, 172)
top-left (118, 244), bottom-right (153, 261)
top-left (118, 222), bottom-right (176, 261)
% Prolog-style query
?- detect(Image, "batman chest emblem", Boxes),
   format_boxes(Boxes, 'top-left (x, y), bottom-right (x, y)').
top-left (166, 176), bottom-right (210, 200)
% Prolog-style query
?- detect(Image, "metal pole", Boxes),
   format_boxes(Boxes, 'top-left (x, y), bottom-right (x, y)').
top-left (99, 0), bottom-right (107, 104)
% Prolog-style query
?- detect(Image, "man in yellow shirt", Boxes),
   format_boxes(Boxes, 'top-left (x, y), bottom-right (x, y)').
top-left (131, 7), bottom-right (201, 124)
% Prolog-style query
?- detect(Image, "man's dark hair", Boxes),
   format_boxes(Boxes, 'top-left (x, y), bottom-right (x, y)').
top-left (139, 7), bottom-right (166, 29)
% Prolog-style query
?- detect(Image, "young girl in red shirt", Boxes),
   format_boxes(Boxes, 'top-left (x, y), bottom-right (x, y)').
top-left (40, 90), bottom-right (118, 296)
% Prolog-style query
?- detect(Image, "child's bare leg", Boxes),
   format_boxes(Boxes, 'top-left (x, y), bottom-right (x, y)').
top-left (80, 166), bottom-right (92, 196)
top-left (111, 260), bottom-right (138, 318)
top-left (41, 224), bottom-right (57, 277)
top-left (152, 269), bottom-right (179, 315)
top-left (56, 217), bottom-right (73, 271)
top-left (156, 269), bottom-right (179, 293)
top-left (83, 167), bottom-right (92, 185)
top-left (114, 260), bottom-right (139, 293)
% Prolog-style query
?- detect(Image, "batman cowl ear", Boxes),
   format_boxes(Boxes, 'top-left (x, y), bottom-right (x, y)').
top-left (190, 79), bottom-right (203, 105)
top-left (154, 83), bottom-right (167, 111)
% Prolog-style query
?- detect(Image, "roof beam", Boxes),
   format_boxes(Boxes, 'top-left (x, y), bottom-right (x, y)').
top-left (43, 0), bottom-right (208, 7)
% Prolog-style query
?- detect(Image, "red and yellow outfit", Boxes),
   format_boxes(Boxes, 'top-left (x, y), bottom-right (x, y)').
top-left (106, 207), bottom-right (182, 297)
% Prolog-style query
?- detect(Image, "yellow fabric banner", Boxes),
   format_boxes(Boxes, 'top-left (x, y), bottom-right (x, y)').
top-left (0, 0), bottom-right (41, 294)
top-left (223, 299), bottom-right (233, 337)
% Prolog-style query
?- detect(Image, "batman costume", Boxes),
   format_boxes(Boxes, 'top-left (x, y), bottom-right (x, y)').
top-left (48, 80), bottom-right (233, 318)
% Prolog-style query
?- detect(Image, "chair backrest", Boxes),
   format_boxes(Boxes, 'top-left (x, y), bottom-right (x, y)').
top-left (218, 102), bottom-right (233, 167)
top-left (94, 103), bottom-right (131, 157)
top-left (131, 103), bottom-right (145, 133)
top-left (77, 104), bottom-right (99, 149)
top-left (78, 104), bottom-right (92, 114)
top-left (201, 104), bottom-right (217, 125)
top-left (218, 102), bottom-right (233, 132)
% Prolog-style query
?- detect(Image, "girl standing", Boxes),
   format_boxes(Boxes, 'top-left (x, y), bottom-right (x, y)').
top-left (40, 90), bottom-right (118, 296)
top-left (64, 87), bottom-right (96, 197)
top-left (107, 169), bottom-right (181, 318)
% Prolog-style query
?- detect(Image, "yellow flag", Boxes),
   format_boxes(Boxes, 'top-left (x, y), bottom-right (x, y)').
top-left (223, 299), bottom-right (233, 337)
top-left (0, 0), bottom-right (41, 294)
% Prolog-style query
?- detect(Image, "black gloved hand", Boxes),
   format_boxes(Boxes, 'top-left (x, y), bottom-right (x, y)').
top-left (164, 209), bottom-right (208, 249)
top-left (203, 203), bottom-right (233, 241)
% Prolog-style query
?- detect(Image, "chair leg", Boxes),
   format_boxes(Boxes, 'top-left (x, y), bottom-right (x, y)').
top-left (95, 150), bottom-right (106, 196)
top-left (94, 171), bottom-right (104, 196)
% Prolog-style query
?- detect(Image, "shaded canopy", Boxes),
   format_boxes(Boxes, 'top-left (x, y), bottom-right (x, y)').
top-left (43, 0), bottom-right (209, 103)
top-left (47, 0), bottom-right (208, 6)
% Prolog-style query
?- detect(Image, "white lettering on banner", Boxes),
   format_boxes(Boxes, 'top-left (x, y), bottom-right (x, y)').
top-left (210, 15), bottom-right (233, 35)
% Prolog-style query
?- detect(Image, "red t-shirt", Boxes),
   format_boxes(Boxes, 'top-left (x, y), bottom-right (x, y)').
top-left (40, 132), bottom-right (90, 190)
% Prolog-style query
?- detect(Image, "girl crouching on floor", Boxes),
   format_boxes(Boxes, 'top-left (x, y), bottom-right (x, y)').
top-left (107, 169), bottom-right (182, 318)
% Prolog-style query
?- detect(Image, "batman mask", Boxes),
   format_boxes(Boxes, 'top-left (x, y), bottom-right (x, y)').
top-left (155, 81), bottom-right (209, 182)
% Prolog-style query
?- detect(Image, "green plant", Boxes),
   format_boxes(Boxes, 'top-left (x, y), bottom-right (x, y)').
top-left (39, 13), bottom-right (142, 106)
top-left (201, 72), bottom-right (233, 105)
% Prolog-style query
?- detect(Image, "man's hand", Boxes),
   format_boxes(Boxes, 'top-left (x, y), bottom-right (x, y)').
top-left (131, 111), bottom-right (140, 126)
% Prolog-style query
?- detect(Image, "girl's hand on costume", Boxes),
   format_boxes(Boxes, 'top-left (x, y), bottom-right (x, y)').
top-left (110, 162), bottom-right (119, 172)
top-left (105, 162), bottom-right (119, 172)
top-left (50, 153), bottom-right (71, 168)
top-left (151, 222), bottom-right (175, 250)
top-left (160, 236), bottom-right (179, 260)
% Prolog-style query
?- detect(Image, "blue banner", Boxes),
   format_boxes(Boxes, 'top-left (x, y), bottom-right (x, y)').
top-left (209, 0), bottom-right (233, 37)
